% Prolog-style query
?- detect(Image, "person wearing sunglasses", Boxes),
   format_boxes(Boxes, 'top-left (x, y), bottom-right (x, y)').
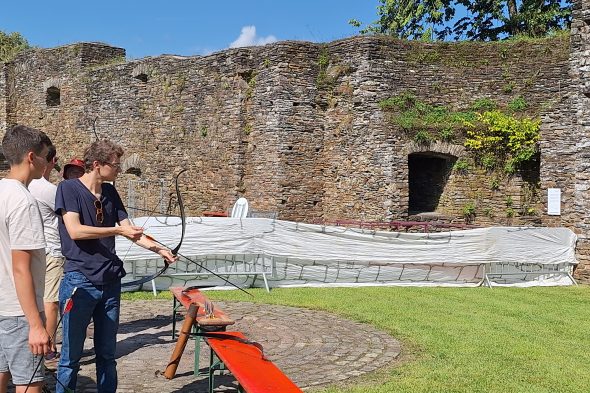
top-left (0, 125), bottom-right (53, 393)
top-left (28, 145), bottom-right (65, 370)
top-left (54, 139), bottom-right (176, 393)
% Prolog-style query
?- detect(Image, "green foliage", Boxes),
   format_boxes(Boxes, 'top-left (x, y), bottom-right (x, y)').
top-left (414, 130), bottom-right (432, 145)
top-left (438, 128), bottom-right (455, 142)
top-left (502, 81), bottom-right (516, 93)
top-left (0, 30), bottom-right (30, 62)
top-left (203, 286), bottom-right (590, 393)
top-left (508, 96), bottom-right (528, 112)
top-left (200, 125), bottom-right (208, 138)
top-left (379, 92), bottom-right (475, 137)
top-left (480, 153), bottom-right (497, 170)
top-left (489, 176), bottom-right (500, 190)
top-left (350, 1), bottom-right (572, 41)
top-left (470, 98), bottom-right (498, 112)
top-left (506, 207), bottom-right (515, 217)
top-left (379, 91), bottom-right (417, 110)
top-left (453, 159), bottom-right (469, 173)
top-left (381, 92), bottom-right (540, 174)
top-left (523, 206), bottom-right (536, 216)
top-left (464, 110), bottom-right (540, 174)
top-left (316, 47), bottom-right (332, 88)
top-left (505, 195), bottom-right (513, 207)
top-left (462, 201), bottom-right (476, 221)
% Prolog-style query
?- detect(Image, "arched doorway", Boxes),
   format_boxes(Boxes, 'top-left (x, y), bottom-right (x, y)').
top-left (408, 152), bottom-right (457, 214)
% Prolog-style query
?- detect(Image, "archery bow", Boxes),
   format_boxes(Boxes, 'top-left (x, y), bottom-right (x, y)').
top-left (121, 169), bottom-right (186, 289)
top-left (120, 170), bottom-right (253, 297)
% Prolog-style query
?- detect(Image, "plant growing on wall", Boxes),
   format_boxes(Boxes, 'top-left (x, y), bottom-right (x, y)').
top-left (453, 159), bottom-right (470, 174)
top-left (464, 110), bottom-right (540, 174)
top-left (462, 201), bottom-right (476, 223)
top-left (380, 92), bottom-right (540, 174)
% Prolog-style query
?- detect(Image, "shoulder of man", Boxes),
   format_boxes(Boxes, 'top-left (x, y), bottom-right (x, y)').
top-left (57, 178), bottom-right (80, 192)
top-left (102, 182), bottom-right (120, 196)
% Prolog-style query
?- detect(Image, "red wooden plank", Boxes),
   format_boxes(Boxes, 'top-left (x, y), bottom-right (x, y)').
top-left (171, 287), bottom-right (234, 327)
top-left (206, 332), bottom-right (303, 393)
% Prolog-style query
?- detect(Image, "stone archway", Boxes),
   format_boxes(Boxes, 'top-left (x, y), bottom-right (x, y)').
top-left (404, 141), bottom-right (464, 215)
top-left (408, 152), bottom-right (457, 214)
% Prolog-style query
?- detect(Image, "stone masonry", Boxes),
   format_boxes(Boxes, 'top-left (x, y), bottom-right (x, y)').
top-left (1, 3), bottom-right (590, 280)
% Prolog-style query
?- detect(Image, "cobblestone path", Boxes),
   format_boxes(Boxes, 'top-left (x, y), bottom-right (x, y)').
top-left (11, 299), bottom-right (401, 392)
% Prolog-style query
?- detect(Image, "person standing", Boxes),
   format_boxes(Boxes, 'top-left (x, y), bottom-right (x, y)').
top-left (28, 145), bottom-right (63, 366)
top-left (55, 139), bottom-right (176, 393)
top-left (62, 158), bottom-right (84, 180)
top-left (0, 125), bottom-right (52, 393)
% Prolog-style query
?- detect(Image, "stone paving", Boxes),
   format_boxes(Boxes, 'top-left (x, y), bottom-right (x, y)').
top-left (11, 299), bottom-right (401, 392)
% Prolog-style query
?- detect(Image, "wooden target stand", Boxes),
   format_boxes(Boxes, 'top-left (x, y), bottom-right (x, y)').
top-left (165, 287), bottom-right (235, 378)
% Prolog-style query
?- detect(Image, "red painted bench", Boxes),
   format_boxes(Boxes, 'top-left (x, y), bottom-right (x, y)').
top-left (168, 287), bottom-right (303, 392)
top-left (206, 331), bottom-right (303, 393)
top-left (169, 287), bottom-right (235, 377)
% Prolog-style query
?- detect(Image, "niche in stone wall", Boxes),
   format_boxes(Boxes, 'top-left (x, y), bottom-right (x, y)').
top-left (46, 87), bottom-right (61, 106)
top-left (134, 73), bottom-right (148, 83)
top-left (122, 153), bottom-right (143, 177)
top-left (408, 152), bottom-right (457, 214)
top-left (132, 64), bottom-right (150, 83)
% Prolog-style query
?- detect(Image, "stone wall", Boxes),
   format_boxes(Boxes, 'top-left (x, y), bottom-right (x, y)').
top-left (0, 30), bottom-right (584, 276)
top-left (565, 0), bottom-right (590, 281)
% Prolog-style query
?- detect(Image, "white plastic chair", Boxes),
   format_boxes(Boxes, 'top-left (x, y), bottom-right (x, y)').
top-left (231, 197), bottom-right (249, 218)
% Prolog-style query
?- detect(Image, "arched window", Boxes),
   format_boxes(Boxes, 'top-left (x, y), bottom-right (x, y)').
top-left (134, 73), bottom-right (148, 83)
top-left (408, 152), bottom-right (457, 214)
top-left (125, 167), bottom-right (142, 177)
top-left (46, 86), bottom-right (61, 106)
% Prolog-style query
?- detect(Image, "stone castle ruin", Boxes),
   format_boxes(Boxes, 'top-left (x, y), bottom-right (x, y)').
top-left (2, 1), bottom-right (590, 282)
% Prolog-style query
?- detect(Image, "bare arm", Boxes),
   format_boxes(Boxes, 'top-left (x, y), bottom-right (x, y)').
top-left (12, 249), bottom-right (51, 356)
top-left (119, 218), bottom-right (177, 263)
top-left (62, 211), bottom-right (143, 241)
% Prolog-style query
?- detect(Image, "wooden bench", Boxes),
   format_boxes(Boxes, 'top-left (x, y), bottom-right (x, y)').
top-left (167, 287), bottom-right (303, 393)
top-left (206, 331), bottom-right (303, 393)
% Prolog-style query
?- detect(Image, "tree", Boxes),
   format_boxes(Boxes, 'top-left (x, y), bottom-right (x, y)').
top-left (350, 0), bottom-right (572, 41)
top-left (0, 30), bottom-right (30, 62)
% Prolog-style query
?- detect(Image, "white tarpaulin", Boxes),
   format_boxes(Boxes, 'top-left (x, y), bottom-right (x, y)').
top-left (116, 217), bottom-right (577, 288)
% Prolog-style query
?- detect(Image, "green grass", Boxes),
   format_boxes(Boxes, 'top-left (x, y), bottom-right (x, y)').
top-left (123, 286), bottom-right (590, 392)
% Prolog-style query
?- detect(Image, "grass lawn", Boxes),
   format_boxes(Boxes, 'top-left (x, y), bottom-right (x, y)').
top-left (123, 285), bottom-right (590, 392)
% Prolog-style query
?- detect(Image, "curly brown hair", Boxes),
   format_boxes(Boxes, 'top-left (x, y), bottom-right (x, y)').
top-left (83, 139), bottom-right (124, 170)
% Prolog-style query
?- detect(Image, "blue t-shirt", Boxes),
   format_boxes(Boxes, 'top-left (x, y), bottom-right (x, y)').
top-left (55, 179), bottom-right (128, 285)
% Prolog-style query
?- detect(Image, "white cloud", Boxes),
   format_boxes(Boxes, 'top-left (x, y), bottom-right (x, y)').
top-left (229, 26), bottom-right (277, 48)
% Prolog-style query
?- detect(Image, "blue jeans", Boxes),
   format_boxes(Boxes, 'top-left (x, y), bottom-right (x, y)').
top-left (56, 271), bottom-right (121, 393)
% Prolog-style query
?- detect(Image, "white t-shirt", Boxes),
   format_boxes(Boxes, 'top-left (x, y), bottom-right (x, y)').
top-left (29, 177), bottom-right (62, 257)
top-left (0, 178), bottom-right (46, 316)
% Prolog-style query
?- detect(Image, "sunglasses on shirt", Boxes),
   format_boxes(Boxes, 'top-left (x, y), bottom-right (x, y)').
top-left (94, 200), bottom-right (104, 224)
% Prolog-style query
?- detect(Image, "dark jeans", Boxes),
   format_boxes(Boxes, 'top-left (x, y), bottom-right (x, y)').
top-left (56, 271), bottom-right (121, 393)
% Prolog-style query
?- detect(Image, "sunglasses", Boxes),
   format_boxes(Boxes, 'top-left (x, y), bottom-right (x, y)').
top-left (103, 161), bottom-right (122, 170)
top-left (94, 200), bottom-right (104, 224)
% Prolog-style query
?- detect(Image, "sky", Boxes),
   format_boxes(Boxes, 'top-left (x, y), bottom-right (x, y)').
top-left (0, 0), bottom-right (381, 59)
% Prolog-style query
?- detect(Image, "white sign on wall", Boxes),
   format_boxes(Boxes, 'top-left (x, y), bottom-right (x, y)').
top-left (547, 188), bottom-right (561, 216)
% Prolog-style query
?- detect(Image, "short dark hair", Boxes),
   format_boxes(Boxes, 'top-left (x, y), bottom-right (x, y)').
top-left (46, 145), bottom-right (57, 162)
top-left (83, 139), bottom-right (124, 169)
top-left (1, 125), bottom-right (52, 166)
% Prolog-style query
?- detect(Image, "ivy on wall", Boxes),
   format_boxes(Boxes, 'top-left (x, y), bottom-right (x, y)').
top-left (380, 91), bottom-right (540, 174)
